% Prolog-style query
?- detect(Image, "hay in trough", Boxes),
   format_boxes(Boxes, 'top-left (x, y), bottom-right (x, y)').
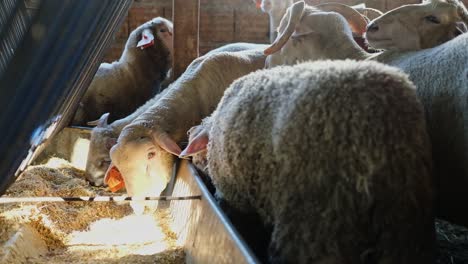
top-left (0, 157), bottom-right (185, 264)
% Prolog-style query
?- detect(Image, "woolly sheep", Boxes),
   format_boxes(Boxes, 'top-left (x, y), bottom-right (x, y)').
top-left (261, 1), bottom-right (468, 228)
top-left (181, 60), bottom-right (435, 263)
top-left (105, 47), bottom-right (267, 212)
top-left (366, 0), bottom-right (468, 51)
top-left (71, 17), bottom-right (173, 126)
top-left (84, 42), bottom-right (268, 186)
top-left (370, 33), bottom-right (468, 227)
top-left (262, 1), bottom-right (468, 228)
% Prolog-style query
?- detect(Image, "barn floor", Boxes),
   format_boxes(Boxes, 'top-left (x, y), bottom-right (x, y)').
top-left (1, 157), bottom-right (468, 263)
top-left (0, 158), bottom-right (185, 264)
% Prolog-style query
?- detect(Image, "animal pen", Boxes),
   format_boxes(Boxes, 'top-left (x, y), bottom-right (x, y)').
top-left (0, 0), bottom-right (468, 263)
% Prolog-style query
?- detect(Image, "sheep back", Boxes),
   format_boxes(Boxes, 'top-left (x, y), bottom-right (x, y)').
top-left (208, 60), bottom-right (435, 263)
top-left (372, 33), bottom-right (468, 226)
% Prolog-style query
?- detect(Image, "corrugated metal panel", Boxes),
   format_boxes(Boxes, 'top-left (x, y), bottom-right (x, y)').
top-left (0, 0), bottom-right (133, 195)
top-left (0, 0), bottom-right (37, 76)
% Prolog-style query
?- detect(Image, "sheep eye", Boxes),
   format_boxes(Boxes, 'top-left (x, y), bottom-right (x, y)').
top-left (159, 28), bottom-right (167, 33)
top-left (100, 159), bottom-right (111, 168)
top-left (147, 152), bottom-right (156, 159)
top-left (425, 15), bottom-right (440, 24)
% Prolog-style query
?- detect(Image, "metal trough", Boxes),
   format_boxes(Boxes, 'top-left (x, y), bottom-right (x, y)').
top-left (22, 127), bottom-right (261, 264)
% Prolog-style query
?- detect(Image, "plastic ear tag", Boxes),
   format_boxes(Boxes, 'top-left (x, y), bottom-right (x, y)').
top-left (137, 29), bottom-right (155, 49)
top-left (105, 165), bottom-right (125, 192)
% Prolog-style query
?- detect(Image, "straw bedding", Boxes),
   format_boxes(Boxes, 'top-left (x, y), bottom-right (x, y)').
top-left (0, 157), bottom-right (185, 264)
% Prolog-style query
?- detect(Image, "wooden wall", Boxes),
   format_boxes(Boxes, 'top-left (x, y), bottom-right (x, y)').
top-left (102, 0), bottom-right (468, 62)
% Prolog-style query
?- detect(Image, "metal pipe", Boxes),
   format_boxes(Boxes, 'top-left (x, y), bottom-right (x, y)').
top-left (0, 195), bottom-right (202, 203)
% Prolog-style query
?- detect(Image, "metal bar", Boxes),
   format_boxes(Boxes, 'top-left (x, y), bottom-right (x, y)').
top-left (0, 195), bottom-right (202, 203)
top-left (172, 0), bottom-right (200, 79)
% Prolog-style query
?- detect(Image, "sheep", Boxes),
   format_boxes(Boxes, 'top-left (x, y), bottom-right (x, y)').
top-left (264, 0), bottom-right (468, 227)
top-left (263, 1), bottom-right (369, 67)
top-left (369, 33), bottom-right (468, 227)
top-left (84, 88), bottom-right (169, 187)
top-left (84, 42), bottom-right (268, 187)
top-left (104, 46), bottom-right (268, 213)
top-left (180, 60), bottom-right (435, 263)
top-left (366, 0), bottom-right (468, 51)
top-left (253, 0), bottom-right (375, 50)
top-left (264, 0), bottom-right (467, 67)
top-left (71, 17), bottom-right (173, 126)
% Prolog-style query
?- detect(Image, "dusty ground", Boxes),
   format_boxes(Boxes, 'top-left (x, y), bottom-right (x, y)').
top-left (0, 158), bottom-right (185, 264)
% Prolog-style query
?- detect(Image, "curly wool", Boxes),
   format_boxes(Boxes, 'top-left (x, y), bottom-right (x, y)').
top-left (207, 60), bottom-right (435, 263)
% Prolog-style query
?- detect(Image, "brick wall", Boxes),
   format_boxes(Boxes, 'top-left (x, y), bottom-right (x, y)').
top-left (102, 0), bottom-right (468, 62)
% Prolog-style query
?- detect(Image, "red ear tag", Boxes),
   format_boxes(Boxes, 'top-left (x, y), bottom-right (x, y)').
top-left (105, 165), bottom-right (125, 192)
top-left (137, 29), bottom-right (155, 50)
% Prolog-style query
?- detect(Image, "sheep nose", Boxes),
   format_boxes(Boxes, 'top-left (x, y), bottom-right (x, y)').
top-left (367, 22), bottom-right (379, 33)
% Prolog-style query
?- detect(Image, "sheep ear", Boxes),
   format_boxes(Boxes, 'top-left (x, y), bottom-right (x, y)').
top-left (104, 164), bottom-right (125, 192)
top-left (179, 131), bottom-right (209, 158)
top-left (87, 113), bottom-right (110, 127)
top-left (153, 132), bottom-right (182, 156)
top-left (137, 28), bottom-right (155, 49)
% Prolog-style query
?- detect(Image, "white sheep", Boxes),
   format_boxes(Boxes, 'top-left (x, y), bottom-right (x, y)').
top-left (264, 0), bottom-right (467, 67)
top-left (370, 33), bottom-right (468, 227)
top-left (84, 42), bottom-right (268, 187)
top-left (264, 1), bottom-right (369, 67)
top-left (104, 47), bottom-right (268, 212)
top-left (253, 0), bottom-right (375, 50)
top-left (84, 89), bottom-right (169, 187)
top-left (181, 60), bottom-right (435, 263)
top-left (71, 17), bottom-right (173, 126)
top-left (366, 0), bottom-right (468, 51)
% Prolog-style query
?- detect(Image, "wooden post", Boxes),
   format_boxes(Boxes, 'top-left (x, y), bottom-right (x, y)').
top-left (172, 0), bottom-right (200, 80)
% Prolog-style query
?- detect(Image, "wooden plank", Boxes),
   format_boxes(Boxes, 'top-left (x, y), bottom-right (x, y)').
top-left (170, 160), bottom-right (260, 264)
top-left (172, 0), bottom-right (200, 79)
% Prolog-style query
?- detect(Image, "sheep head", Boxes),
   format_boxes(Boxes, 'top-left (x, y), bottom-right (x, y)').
top-left (105, 122), bottom-right (181, 213)
top-left (85, 113), bottom-right (117, 187)
top-left (264, 1), bottom-right (368, 68)
top-left (127, 17), bottom-right (174, 56)
top-left (366, 0), bottom-right (468, 51)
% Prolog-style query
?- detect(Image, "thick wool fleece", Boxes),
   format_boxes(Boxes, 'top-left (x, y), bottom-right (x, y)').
top-left (207, 60), bottom-right (435, 264)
